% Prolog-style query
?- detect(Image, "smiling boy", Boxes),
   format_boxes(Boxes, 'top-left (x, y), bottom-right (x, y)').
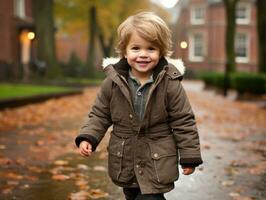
top-left (76, 12), bottom-right (203, 200)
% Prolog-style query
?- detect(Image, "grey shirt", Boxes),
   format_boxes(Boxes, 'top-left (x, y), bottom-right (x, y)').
top-left (128, 70), bottom-right (154, 121)
top-left (127, 70), bottom-right (154, 187)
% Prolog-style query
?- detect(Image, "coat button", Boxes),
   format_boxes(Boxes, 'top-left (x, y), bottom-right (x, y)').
top-left (139, 161), bottom-right (145, 168)
top-left (138, 170), bottom-right (143, 175)
top-left (129, 114), bottom-right (133, 119)
top-left (136, 164), bottom-right (140, 168)
top-left (117, 152), bottom-right (121, 156)
top-left (154, 153), bottom-right (159, 158)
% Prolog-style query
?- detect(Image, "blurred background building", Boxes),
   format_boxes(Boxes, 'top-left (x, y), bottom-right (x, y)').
top-left (0, 0), bottom-right (35, 80)
top-left (174, 0), bottom-right (258, 72)
top-left (0, 0), bottom-right (260, 80)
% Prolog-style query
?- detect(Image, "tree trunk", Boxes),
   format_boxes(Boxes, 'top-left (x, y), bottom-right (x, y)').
top-left (257, 0), bottom-right (266, 72)
top-left (86, 6), bottom-right (97, 78)
top-left (98, 29), bottom-right (114, 58)
top-left (32, 0), bottom-right (61, 78)
top-left (223, 0), bottom-right (238, 73)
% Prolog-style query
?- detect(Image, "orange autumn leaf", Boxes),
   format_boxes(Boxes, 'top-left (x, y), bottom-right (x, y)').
top-left (52, 174), bottom-right (70, 181)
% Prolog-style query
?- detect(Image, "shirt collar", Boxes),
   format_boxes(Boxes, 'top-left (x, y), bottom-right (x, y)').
top-left (128, 70), bottom-right (154, 86)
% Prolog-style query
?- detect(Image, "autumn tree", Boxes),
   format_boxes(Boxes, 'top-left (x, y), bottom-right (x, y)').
top-left (54, 0), bottom-right (152, 77)
top-left (222, 0), bottom-right (239, 96)
top-left (257, 0), bottom-right (266, 72)
top-left (223, 0), bottom-right (239, 73)
top-left (87, 5), bottom-right (97, 77)
top-left (32, 0), bottom-right (61, 78)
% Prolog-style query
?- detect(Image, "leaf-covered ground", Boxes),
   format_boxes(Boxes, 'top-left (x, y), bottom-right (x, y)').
top-left (0, 81), bottom-right (265, 200)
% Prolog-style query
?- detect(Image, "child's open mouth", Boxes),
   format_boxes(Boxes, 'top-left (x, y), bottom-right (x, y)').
top-left (136, 61), bottom-right (151, 67)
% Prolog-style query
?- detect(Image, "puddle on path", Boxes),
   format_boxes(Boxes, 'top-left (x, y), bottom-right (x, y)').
top-left (0, 152), bottom-right (123, 200)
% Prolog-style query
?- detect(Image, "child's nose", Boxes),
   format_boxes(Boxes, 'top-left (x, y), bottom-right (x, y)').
top-left (139, 50), bottom-right (148, 57)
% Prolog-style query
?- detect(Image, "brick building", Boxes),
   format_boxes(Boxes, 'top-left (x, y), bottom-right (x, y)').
top-left (0, 0), bottom-right (35, 79)
top-left (174, 0), bottom-right (258, 72)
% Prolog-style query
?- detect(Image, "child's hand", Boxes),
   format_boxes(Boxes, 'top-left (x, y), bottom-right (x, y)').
top-left (79, 141), bottom-right (92, 157)
top-left (182, 167), bottom-right (195, 175)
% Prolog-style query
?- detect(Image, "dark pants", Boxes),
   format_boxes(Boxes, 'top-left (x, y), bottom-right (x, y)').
top-left (123, 188), bottom-right (166, 200)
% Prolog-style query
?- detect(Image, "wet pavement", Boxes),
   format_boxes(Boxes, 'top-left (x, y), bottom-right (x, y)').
top-left (0, 81), bottom-right (265, 200)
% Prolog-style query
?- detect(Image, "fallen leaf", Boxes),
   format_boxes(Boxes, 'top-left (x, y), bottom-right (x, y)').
top-left (77, 164), bottom-right (90, 171)
top-left (233, 196), bottom-right (253, 200)
top-left (230, 160), bottom-right (248, 168)
top-left (20, 184), bottom-right (30, 189)
top-left (27, 166), bottom-right (45, 173)
top-left (24, 175), bottom-right (38, 181)
top-left (225, 167), bottom-right (240, 176)
top-left (15, 158), bottom-right (26, 166)
top-left (1, 187), bottom-right (13, 194)
top-left (248, 162), bottom-right (266, 175)
top-left (202, 143), bottom-right (211, 150)
top-left (229, 192), bottom-right (240, 197)
top-left (52, 174), bottom-right (70, 181)
top-left (7, 180), bottom-right (19, 186)
top-left (88, 189), bottom-right (108, 199)
top-left (35, 140), bottom-right (45, 146)
top-left (222, 180), bottom-right (235, 187)
top-left (53, 160), bottom-right (69, 166)
top-left (69, 190), bottom-right (89, 200)
top-left (93, 166), bottom-right (107, 172)
top-left (75, 180), bottom-right (89, 190)
top-left (6, 172), bottom-right (23, 180)
top-left (0, 157), bottom-right (12, 165)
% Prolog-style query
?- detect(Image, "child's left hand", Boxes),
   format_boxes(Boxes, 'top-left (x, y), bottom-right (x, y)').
top-left (182, 167), bottom-right (195, 175)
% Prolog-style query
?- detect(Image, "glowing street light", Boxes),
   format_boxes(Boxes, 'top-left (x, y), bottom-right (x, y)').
top-left (180, 41), bottom-right (188, 49)
top-left (27, 32), bottom-right (35, 40)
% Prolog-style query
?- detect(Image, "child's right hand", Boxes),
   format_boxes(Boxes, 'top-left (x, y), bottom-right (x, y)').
top-left (79, 141), bottom-right (92, 157)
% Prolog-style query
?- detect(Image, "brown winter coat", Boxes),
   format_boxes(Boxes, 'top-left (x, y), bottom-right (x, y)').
top-left (75, 57), bottom-right (203, 194)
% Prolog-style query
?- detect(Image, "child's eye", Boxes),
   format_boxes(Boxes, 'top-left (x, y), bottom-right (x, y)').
top-left (148, 47), bottom-right (156, 51)
top-left (131, 47), bottom-right (139, 50)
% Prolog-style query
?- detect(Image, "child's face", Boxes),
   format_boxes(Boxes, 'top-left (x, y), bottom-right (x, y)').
top-left (124, 31), bottom-right (160, 78)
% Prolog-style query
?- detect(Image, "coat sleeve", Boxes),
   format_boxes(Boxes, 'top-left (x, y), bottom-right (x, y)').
top-left (75, 78), bottom-right (112, 151)
top-left (166, 78), bottom-right (203, 167)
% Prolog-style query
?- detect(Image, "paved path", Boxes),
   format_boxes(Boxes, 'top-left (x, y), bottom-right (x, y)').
top-left (0, 81), bottom-right (265, 200)
top-left (165, 81), bottom-right (265, 200)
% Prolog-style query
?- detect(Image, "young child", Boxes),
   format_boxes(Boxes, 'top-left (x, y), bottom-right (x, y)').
top-left (75, 12), bottom-right (203, 200)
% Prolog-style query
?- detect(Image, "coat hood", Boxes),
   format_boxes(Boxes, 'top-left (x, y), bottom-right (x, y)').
top-left (102, 57), bottom-right (185, 76)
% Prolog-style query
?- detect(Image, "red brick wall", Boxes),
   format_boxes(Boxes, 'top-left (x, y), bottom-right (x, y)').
top-left (56, 32), bottom-right (88, 63)
top-left (174, 0), bottom-right (258, 72)
top-left (0, 0), bottom-right (33, 64)
top-left (0, 0), bottom-right (14, 63)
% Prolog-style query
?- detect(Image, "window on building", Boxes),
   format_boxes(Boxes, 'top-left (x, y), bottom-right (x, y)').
top-left (189, 33), bottom-right (204, 62)
top-left (191, 6), bottom-right (205, 24)
top-left (14, 0), bottom-right (25, 19)
top-left (235, 33), bottom-right (249, 63)
top-left (236, 3), bottom-right (250, 24)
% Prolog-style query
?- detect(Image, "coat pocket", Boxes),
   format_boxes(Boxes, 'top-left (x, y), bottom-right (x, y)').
top-left (107, 132), bottom-right (134, 183)
top-left (148, 135), bottom-right (179, 184)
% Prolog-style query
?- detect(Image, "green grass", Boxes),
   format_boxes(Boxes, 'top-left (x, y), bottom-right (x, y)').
top-left (64, 77), bottom-right (103, 85)
top-left (0, 83), bottom-right (73, 100)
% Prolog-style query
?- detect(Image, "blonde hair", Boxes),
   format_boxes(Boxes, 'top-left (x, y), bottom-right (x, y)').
top-left (116, 12), bottom-right (172, 57)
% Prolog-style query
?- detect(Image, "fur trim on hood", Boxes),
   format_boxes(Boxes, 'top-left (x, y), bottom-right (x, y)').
top-left (102, 57), bottom-right (185, 76)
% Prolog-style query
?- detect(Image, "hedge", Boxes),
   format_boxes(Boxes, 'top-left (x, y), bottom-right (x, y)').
top-left (230, 73), bottom-right (266, 94)
top-left (199, 71), bottom-right (266, 95)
